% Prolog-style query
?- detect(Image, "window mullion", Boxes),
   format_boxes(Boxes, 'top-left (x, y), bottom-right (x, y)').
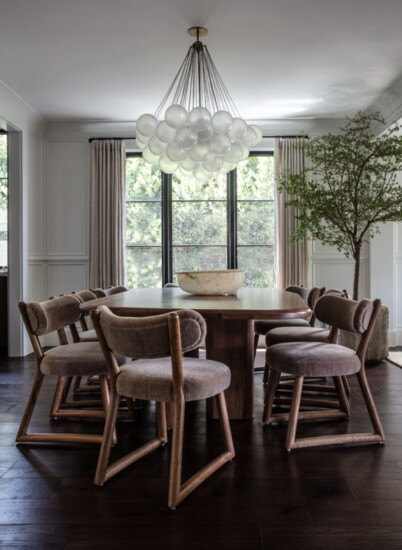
top-left (227, 169), bottom-right (237, 269)
top-left (162, 173), bottom-right (172, 284)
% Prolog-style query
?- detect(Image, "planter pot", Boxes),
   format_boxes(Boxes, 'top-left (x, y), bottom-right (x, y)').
top-left (338, 305), bottom-right (389, 362)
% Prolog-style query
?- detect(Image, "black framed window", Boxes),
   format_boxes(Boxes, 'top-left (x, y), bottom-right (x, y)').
top-left (125, 152), bottom-right (274, 288)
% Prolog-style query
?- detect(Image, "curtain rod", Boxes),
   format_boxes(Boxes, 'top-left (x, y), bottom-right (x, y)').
top-left (89, 135), bottom-right (306, 143)
top-left (263, 135), bottom-right (307, 139)
top-left (88, 137), bottom-right (133, 142)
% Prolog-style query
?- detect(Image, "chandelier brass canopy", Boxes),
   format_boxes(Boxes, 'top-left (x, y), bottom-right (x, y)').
top-left (136, 27), bottom-right (262, 181)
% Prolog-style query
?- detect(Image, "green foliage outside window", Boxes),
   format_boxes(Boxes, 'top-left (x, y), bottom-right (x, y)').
top-left (125, 154), bottom-right (275, 288)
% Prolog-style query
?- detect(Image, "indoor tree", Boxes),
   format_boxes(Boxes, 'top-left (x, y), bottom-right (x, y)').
top-left (279, 111), bottom-right (402, 299)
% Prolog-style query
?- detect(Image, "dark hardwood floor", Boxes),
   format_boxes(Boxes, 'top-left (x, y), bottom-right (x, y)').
top-left (1, 350), bottom-right (402, 549)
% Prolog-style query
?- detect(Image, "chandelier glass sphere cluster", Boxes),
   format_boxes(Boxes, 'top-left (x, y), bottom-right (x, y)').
top-left (136, 27), bottom-right (262, 181)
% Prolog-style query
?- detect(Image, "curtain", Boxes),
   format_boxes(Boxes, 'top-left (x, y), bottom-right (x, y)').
top-left (275, 137), bottom-right (308, 289)
top-left (89, 139), bottom-right (126, 288)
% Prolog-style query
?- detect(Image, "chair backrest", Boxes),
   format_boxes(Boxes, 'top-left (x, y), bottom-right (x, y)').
top-left (22, 295), bottom-right (82, 337)
top-left (71, 289), bottom-right (98, 338)
top-left (285, 285), bottom-right (310, 304)
top-left (314, 295), bottom-right (381, 359)
top-left (19, 295), bottom-right (82, 360)
top-left (92, 306), bottom-right (205, 360)
top-left (91, 286), bottom-right (128, 298)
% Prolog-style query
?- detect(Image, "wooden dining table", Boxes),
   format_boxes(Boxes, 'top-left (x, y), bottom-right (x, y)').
top-left (80, 287), bottom-right (310, 420)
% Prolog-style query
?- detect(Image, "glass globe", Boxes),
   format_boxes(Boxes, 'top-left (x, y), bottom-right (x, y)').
top-left (210, 134), bottom-right (231, 155)
top-left (176, 127), bottom-right (198, 149)
top-left (148, 135), bottom-right (167, 156)
top-left (181, 155), bottom-right (196, 171)
top-left (189, 142), bottom-right (210, 163)
top-left (193, 164), bottom-right (212, 182)
top-left (166, 142), bottom-right (187, 162)
top-left (165, 104), bottom-right (188, 129)
top-left (142, 146), bottom-right (159, 165)
top-left (156, 121), bottom-right (177, 143)
top-left (225, 143), bottom-right (243, 163)
top-left (197, 126), bottom-right (215, 142)
top-left (242, 126), bottom-right (258, 147)
top-left (189, 107), bottom-right (211, 131)
top-left (159, 156), bottom-right (179, 174)
top-left (211, 111), bottom-right (233, 135)
top-left (228, 118), bottom-right (248, 141)
top-left (135, 132), bottom-right (148, 150)
top-left (249, 124), bottom-right (263, 144)
top-left (204, 155), bottom-right (224, 173)
top-left (136, 114), bottom-right (157, 137)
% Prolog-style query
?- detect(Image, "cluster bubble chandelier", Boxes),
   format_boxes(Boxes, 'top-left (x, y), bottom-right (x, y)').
top-left (136, 27), bottom-right (262, 181)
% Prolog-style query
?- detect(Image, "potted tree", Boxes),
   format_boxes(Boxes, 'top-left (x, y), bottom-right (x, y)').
top-left (279, 111), bottom-right (402, 359)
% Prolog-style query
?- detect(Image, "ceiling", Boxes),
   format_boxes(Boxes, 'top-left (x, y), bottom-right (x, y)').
top-left (1, 0), bottom-right (402, 126)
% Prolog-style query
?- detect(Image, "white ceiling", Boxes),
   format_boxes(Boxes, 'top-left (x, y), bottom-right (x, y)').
top-left (1, 0), bottom-right (402, 125)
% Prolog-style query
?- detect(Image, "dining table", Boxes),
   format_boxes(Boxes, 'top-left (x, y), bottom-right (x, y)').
top-left (80, 287), bottom-right (310, 420)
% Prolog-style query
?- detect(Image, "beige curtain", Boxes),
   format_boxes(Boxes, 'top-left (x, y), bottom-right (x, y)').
top-left (89, 139), bottom-right (126, 288)
top-left (275, 137), bottom-right (308, 289)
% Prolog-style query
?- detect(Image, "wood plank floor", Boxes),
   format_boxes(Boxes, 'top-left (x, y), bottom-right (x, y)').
top-left (1, 350), bottom-right (402, 549)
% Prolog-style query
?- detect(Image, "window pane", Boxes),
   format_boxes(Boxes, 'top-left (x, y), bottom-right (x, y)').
top-left (172, 174), bottom-right (226, 200)
top-left (173, 246), bottom-right (227, 275)
top-left (238, 246), bottom-right (274, 287)
top-left (237, 156), bottom-right (275, 200)
top-left (126, 247), bottom-right (162, 288)
top-left (172, 201), bottom-right (226, 245)
top-left (238, 201), bottom-right (275, 245)
top-left (126, 157), bottom-right (161, 200)
top-left (126, 202), bottom-right (161, 246)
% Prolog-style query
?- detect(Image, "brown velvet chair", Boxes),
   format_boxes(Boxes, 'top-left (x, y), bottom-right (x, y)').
top-left (91, 285), bottom-right (128, 298)
top-left (16, 295), bottom-right (126, 445)
top-left (262, 294), bottom-right (385, 450)
top-left (254, 286), bottom-right (324, 382)
top-left (264, 288), bottom-right (350, 403)
top-left (91, 306), bottom-right (235, 509)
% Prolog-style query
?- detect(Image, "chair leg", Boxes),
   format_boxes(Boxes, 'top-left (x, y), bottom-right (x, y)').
top-left (285, 376), bottom-right (304, 450)
top-left (94, 391), bottom-right (121, 485)
top-left (356, 369), bottom-right (385, 441)
top-left (17, 371), bottom-right (103, 445)
top-left (262, 369), bottom-right (281, 424)
top-left (168, 392), bottom-right (235, 509)
top-left (168, 392), bottom-right (185, 509)
top-left (16, 370), bottom-right (45, 442)
top-left (94, 396), bottom-right (168, 487)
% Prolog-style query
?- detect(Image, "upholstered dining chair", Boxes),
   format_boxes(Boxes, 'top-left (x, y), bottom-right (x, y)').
top-left (264, 288), bottom-right (350, 403)
top-left (91, 285), bottom-right (128, 298)
top-left (91, 306), bottom-right (235, 509)
top-left (263, 294), bottom-right (385, 450)
top-left (16, 295), bottom-right (127, 444)
top-left (70, 289), bottom-right (99, 343)
top-left (254, 285), bottom-right (324, 382)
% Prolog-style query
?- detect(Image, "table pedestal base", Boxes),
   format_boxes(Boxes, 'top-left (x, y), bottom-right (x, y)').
top-left (205, 317), bottom-right (254, 420)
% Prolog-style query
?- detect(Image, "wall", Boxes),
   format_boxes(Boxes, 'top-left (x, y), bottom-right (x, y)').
top-left (0, 80), bottom-right (47, 355)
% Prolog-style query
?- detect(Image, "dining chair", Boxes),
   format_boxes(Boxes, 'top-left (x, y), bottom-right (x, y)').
top-left (16, 295), bottom-right (127, 444)
top-left (262, 294), bottom-right (385, 450)
top-left (264, 288), bottom-right (350, 404)
top-left (91, 306), bottom-right (235, 509)
top-left (254, 286), bottom-right (324, 382)
top-left (91, 285), bottom-right (128, 298)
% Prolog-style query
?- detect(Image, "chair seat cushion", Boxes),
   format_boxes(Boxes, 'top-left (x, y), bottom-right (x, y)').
top-left (116, 357), bottom-right (231, 402)
top-left (266, 327), bottom-right (330, 346)
top-left (41, 342), bottom-right (126, 376)
top-left (267, 342), bottom-right (361, 377)
top-left (255, 318), bottom-right (310, 336)
top-left (78, 329), bottom-right (98, 342)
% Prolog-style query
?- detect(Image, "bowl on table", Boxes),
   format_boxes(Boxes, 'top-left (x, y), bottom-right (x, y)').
top-left (176, 269), bottom-right (245, 295)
